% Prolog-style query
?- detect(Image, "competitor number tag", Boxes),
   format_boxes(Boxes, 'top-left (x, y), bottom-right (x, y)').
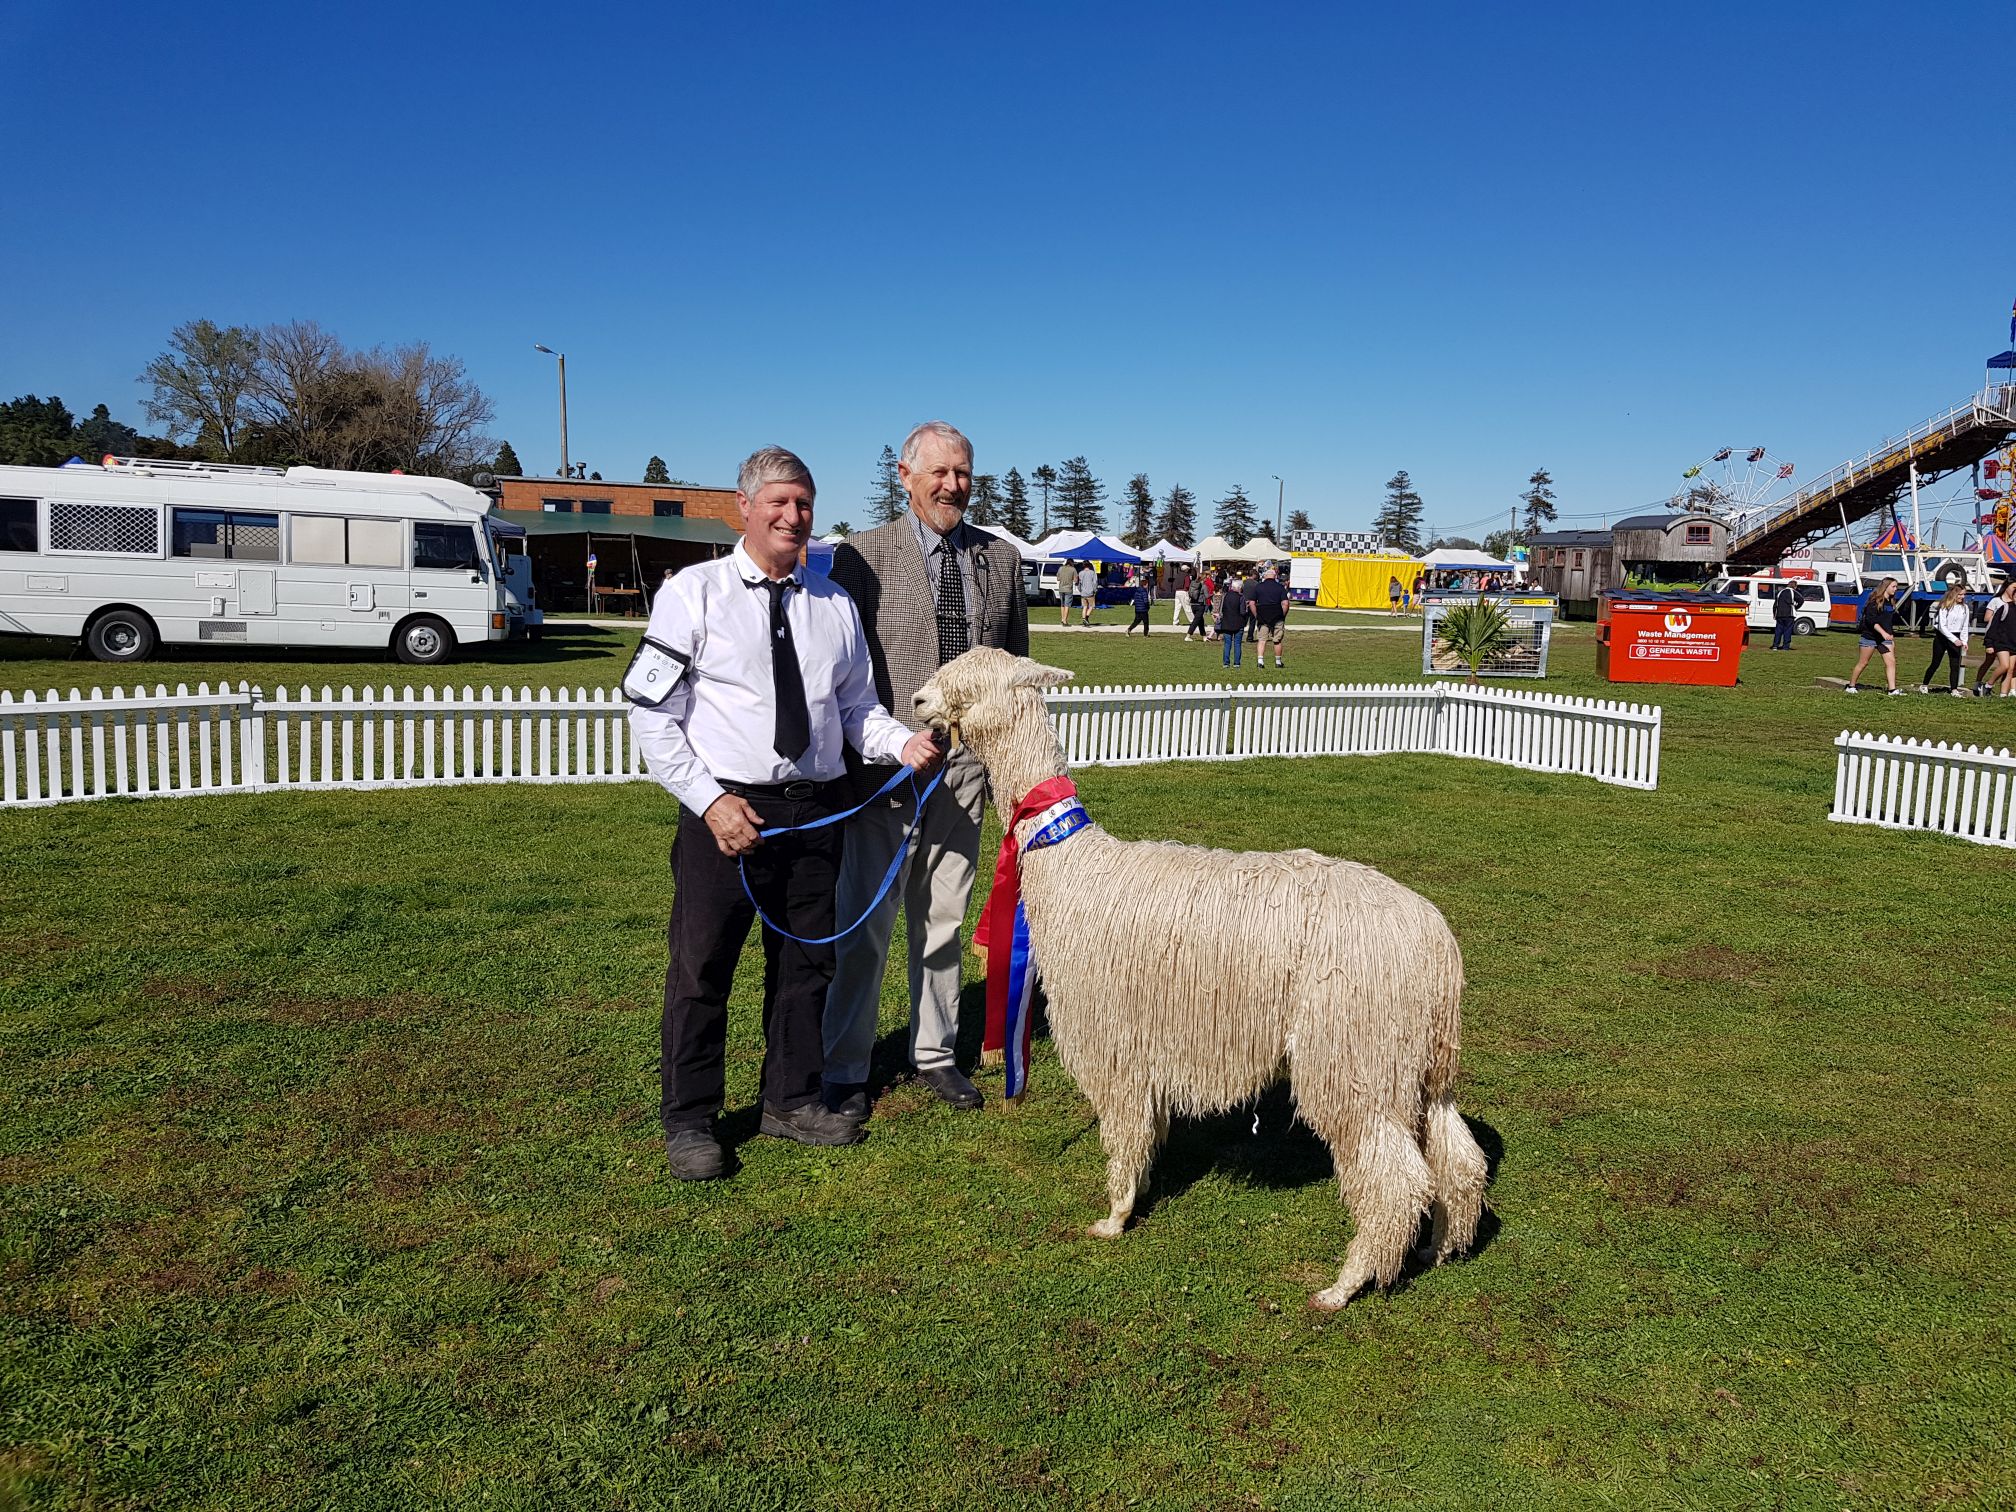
top-left (622, 636), bottom-right (691, 706)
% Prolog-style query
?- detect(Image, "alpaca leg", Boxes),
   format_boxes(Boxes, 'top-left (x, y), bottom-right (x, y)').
top-left (1311, 1118), bottom-right (1433, 1310)
top-left (1088, 1100), bottom-right (1164, 1239)
top-left (1421, 1094), bottom-right (1488, 1263)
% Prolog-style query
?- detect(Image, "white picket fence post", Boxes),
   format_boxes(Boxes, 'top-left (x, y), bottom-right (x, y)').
top-left (1830, 730), bottom-right (2016, 849)
top-left (0, 678), bottom-right (1665, 809)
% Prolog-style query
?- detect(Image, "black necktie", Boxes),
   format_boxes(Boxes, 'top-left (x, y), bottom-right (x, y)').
top-left (936, 542), bottom-right (970, 664)
top-left (762, 578), bottom-right (810, 761)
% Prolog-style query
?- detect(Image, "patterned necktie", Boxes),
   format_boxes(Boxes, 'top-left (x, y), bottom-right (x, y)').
top-left (761, 578), bottom-right (811, 761)
top-left (936, 541), bottom-right (970, 664)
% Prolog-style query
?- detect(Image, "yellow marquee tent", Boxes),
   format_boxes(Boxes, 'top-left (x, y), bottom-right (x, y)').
top-left (1296, 552), bottom-right (1426, 610)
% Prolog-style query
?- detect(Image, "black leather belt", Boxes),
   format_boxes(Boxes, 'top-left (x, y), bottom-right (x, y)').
top-left (718, 778), bottom-right (834, 801)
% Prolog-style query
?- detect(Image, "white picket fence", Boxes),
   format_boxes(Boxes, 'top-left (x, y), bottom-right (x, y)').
top-left (0, 684), bottom-right (648, 807)
top-left (1044, 681), bottom-right (1661, 787)
top-left (1830, 730), bottom-right (2016, 849)
top-left (0, 679), bottom-right (1664, 809)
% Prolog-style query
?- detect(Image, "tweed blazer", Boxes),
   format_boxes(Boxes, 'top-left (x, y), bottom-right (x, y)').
top-left (829, 514), bottom-right (1030, 733)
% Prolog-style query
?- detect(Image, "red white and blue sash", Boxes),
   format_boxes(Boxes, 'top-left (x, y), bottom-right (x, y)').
top-left (979, 775), bottom-right (1088, 1100)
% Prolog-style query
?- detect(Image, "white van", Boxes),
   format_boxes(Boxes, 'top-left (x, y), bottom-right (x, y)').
top-left (1706, 573), bottom-right (1829, 635)
top-left (0, 458), bottom-right (517, 664)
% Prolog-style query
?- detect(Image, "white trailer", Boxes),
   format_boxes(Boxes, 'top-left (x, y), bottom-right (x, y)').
top-left (0, 458), bottom-right (518, 664)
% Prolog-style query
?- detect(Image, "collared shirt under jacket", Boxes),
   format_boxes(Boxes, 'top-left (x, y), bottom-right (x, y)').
top-left (628, 541), bottom-right (912, 818)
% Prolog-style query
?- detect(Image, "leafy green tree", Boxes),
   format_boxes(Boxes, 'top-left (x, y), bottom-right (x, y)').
top-left (1286, 508), bottom-right (1313, 536)
top-left (1030, 463), bottom-right (1058, 537)
top-left (0, 394), bottom-right (77, 466)
top-left (1054, 456), bottom-right (1106, 532)
top-left (1520, 467), bottom-right (1557, 539)
top-left (968, 473), bottom-right (1002, 527)
top-left (999, 467), bottom-right (1034, 539)
top-left (70, 404), bottom-right (142, 462)
top-left (643, 455), bottom-right (671, 485)
top-left (1484, 528), bottom-right (1520, 559)
top-left (1120, 473), bottom-right (1155, 546)
top-left (492, 440), bottom-right (525, 477)
top-left (1428, 535), bottom-right (1482, 552)
top-left (869, 445), bottom-right (905, 524)
top-left (1213, 484), bottom-right (1257, 547)
top-left (828, 521), bottom-right (852, 537)
top-left (1373, 470), bottom-right (1425, 553)
top-left (139, 319), bottom-right (261, 458)
top-left (1153, 483), bottom-right (1198, 549)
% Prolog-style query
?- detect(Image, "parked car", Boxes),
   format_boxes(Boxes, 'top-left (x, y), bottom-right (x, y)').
top-left (1705, 573), bottom-right (1829, 635)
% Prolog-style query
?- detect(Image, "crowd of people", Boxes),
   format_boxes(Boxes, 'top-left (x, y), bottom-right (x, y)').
top-left (1843, 576), bottom-right (2016, 697)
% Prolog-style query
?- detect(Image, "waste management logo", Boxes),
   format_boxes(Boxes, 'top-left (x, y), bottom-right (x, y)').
top-left (1663, 609), bottom-right (1692, 633)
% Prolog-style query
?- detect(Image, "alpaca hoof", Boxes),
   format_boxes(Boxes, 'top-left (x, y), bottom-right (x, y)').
top-left (1087, 1216), bottom-right (1127, 1239)
top-left (1309, 1283), bottom-right (1361, 1312)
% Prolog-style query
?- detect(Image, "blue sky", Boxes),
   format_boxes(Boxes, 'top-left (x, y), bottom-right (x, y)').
top-left (4, 0), bottom-right (2010, 539)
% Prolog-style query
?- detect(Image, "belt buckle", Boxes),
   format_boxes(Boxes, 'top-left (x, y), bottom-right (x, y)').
top-left (781, 780), bottom-right (816, 800)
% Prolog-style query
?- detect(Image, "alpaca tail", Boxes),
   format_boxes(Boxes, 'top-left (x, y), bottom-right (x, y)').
top-left (1420, 1093), bottom-right (1487, 1264)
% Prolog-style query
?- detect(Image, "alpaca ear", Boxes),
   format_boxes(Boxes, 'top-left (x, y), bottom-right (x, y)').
top-left (1011, 659), bottom-right (1075, 689)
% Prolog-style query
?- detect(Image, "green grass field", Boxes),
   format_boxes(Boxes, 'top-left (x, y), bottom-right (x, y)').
top-left (3, 620), bottom-right (2013, 1509)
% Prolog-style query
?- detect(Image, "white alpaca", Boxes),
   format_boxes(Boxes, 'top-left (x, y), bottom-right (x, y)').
top-left (914, 648), bottom-right (1489, 1308)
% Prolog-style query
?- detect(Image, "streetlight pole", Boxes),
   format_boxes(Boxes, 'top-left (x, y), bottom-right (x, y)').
top-left (533, 344), bottom-right (569, 480)
top-left (1271, 475), bottom-right (1285, 545)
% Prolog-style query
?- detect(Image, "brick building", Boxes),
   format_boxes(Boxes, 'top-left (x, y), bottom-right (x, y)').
top-left (490, 475), bottom-right (742, 612)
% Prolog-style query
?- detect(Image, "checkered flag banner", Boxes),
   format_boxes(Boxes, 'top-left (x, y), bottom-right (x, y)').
top-left (1291, 529), bottom-right (1383, 553)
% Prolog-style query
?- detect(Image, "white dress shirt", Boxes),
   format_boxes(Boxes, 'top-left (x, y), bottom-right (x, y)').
top-left (628, 542), bottom-right (912, 817)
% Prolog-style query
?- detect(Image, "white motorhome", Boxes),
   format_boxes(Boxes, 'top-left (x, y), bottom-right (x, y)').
top-left (1705, 572), bottom-right (1830, 635)
top-left (0, 458), bottom-right (518, 664)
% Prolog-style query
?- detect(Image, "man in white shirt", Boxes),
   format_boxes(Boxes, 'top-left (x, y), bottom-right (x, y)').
top-left (628, 446), bottom-right (941, 1181)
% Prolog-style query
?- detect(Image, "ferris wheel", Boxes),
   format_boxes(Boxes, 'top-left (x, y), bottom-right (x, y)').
top-left (1676, 446), bottom-right (1799, 532)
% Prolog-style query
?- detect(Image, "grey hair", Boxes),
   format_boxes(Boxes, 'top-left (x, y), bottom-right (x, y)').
top-left (737, 445), bottom-right (815, 500)
top-left (900, 420), bottom-right (973, 468)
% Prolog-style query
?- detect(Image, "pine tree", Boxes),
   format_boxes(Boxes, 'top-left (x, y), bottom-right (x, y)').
top-left (491, 440), bottom-right (524, 477)
top-left (1031, 464), bottom-right (1059, 537)
top-left (1054, 457), bottom-right (1106, 532)
top-left (968, 473), bottom-right (1001, 527)
top-left (1214, 484), bottom-right (1258, 547)
top-left (1153, 483), bottom-right (1198, 549)
top-left (1287, 508), bottom-right (1313, 535)
top-left (643, 455), bottom-right (671, 485)
top-left (1373, 471), bottom-right (1426, 553)
top-left (1520, 467), bottom-right (1557, 539)
top-left (869, 445), bottom-right (905, 524)
top-left (1000, 467), bottom-right (1034, 539)
top-left (1122, 473), bottom-right (1155, 546)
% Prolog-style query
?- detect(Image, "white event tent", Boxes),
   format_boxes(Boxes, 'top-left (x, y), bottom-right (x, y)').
top-left (1136, 538), bottom-right (1199, 563)
top-left (975, 523), bottom-right (1041, 558)
top-left (1194, 534), bottom-right (1285, 564)
top-left (1029, 529), bottom-right (1142, 562)
top-left (1419, 547), bottom-right (1516, 571)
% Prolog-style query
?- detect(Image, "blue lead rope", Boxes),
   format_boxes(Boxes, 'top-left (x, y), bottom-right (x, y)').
top-left (735, 761), bottom-right (946, 945)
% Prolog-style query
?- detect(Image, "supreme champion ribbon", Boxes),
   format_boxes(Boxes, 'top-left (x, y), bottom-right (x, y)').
top-left (979, 775), bottom-right (1087, 1100)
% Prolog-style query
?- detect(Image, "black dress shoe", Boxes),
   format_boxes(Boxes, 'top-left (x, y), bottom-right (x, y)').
top-left (917, 1066), bottom-right (983, 1110)
top-left (760, 1101), bottom-right (866, 1146)
top-left (664, 1128), bottom-right (725, 1181)
top-left (822, 1082), bottom-right (870, 1123)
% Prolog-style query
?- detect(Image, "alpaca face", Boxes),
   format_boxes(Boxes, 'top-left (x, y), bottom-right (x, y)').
top-left (913, 647), bottom-right (1072, 756)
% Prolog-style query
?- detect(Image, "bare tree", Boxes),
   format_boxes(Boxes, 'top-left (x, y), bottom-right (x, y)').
top-left (139, 319), bottom-right (261, 458)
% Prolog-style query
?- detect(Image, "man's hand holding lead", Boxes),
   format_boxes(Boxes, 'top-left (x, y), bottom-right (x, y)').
top-left (899, 730), bottom-right (945, 774)
top-left (703, 794), bottom-right (767, 857)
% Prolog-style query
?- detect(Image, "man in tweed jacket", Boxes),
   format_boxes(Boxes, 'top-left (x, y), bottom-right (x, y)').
top-left (823, 421), bottom-right (1030, 1117)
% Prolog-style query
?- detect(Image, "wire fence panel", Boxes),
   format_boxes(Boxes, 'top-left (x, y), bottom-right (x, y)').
top-left (1831, 731), bottom-right (2016, 849)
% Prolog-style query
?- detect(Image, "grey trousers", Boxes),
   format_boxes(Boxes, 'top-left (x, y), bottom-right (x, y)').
top-left (822, 750), bottom-right (988, 1086)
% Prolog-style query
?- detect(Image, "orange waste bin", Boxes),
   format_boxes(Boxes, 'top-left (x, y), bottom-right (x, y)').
top-left (1597, 589), bottom-right (1749, 687)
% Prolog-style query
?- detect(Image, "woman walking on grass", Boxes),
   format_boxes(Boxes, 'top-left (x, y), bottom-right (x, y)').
top-left (1845, 578), bottom-right (1903, 695)
top-left (1917, 583), bottom-right (1971, 695)
top-left (1980, 581), bottom-right (2016, 697)
top-left (1971, 581), bottom-right (2016, 694)
top-left (1217, 574), bottom-right (1247, 667)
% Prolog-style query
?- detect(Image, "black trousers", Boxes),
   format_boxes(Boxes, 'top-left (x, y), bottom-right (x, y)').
top-left (661, 792), bottom-right (839, 1133)
top-left (1923, 633), bottom-right (1965, 689)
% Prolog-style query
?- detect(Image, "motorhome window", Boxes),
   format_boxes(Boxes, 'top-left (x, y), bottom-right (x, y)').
top-left (542, 499), bottom-right (575, 512)
top-left (414, 521), bottom-right (480, 572)
top-left (171, 508), bottom-right (280, 561)
top-left (580, 500), bottom-right (612, 514)
top-left (653, 499), bottom-right (684, 517)
top-left (291, 514), bottom-right (347, 564)
top-left (1796, 585), bottom-right (1824, 605)
top-left (0, 497), bottom-right (35, 551)
top-left (349, 518), bottom-right (404, 568)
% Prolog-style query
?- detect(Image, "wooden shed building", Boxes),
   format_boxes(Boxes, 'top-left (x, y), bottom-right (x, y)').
top-left (1609, 513), bottom-right (1728, 582)
top-left (1526, 529), bottom-right (1619, 618)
